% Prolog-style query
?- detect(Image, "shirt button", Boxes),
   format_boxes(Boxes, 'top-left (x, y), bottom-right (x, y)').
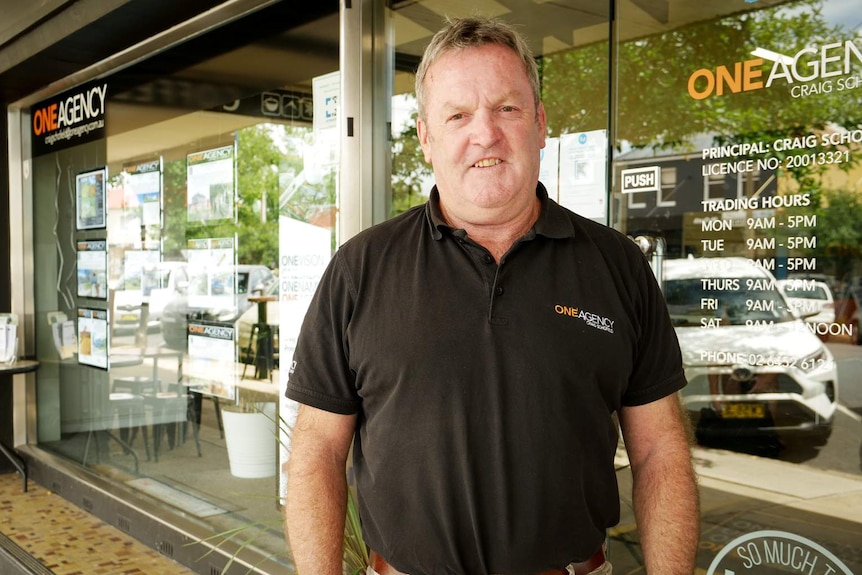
top-left (483, 255), bottom-right (493, 264)
top-left (495, 286), bottom-right (504, 296)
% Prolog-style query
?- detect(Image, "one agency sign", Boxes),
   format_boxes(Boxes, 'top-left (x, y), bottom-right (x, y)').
top-left (31, 81), bottom-right (107, 157)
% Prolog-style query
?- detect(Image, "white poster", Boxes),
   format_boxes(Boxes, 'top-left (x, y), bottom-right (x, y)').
top-left (121, 250), bottom-right (160, 291)
top-left (186, 237), bottom-right (236, 310)
top-left (0, 315), bottom-right (17, 364)
top-left (77, 308), bottom-right (109, 369)
top-left (559, 130), bottom-right (608, 223)
top-left (185, 322), bottom-right (237, 400)
top-left (539, 137), bottom-right (560, 200)
top-left (125, 159), bottom-right (162, 229)
top-left (313, 71), bottom-right (340, 134)
top-left (187, 145), bottom-right (235, 223)
top-left (312, 71), bottom-right (341, 172)
top-left (76, 240), bottom-right (108, 299)
top-left (278, 216), bottom-right (331, 501)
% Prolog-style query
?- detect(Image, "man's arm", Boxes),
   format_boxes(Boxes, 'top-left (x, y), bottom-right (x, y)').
top-left (285, 403), bottom-right (358, 575)
top-left (618, 393), bottom-right (699, 574)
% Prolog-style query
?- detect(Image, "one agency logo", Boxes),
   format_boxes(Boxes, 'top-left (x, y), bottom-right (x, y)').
top-left (707, 530), bottom-right (854, 575)
top-left (554, 304), bottom-right (615, 334)
top-left (687, 39), bottom-right (862, 100)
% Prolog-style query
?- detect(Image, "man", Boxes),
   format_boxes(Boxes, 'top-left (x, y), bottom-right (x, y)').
top-left (285, 15), bottom-right (699, 575)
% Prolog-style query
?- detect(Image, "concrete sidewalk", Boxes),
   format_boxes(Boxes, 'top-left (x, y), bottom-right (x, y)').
top-left (612, 446), bottom-right (862, 573)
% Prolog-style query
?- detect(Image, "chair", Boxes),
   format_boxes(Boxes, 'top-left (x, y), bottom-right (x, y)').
top-left (111, 376), bottom-right (160, 460)
top-left (146, 389), bottom-right (202, 461)
top-left (109, 392), bottom-right (150, 462)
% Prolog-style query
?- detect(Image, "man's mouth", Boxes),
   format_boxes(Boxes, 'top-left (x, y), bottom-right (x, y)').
top-left (472, 158), bottom-right (502, 168)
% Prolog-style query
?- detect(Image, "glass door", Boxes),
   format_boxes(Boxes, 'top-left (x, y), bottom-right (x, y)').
top-left (613, 1), bottom-right (862, 572)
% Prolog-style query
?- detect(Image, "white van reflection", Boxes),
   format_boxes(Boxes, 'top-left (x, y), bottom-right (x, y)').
top-left (664, 257), bottom-right (838, 447)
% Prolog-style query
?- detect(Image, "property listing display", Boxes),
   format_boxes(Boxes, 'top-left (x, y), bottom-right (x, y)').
top-left (76, 167), bottom-right (107, 230)
top-left (77, 308), bottom-right (108, 369)
top-left (187, 145), bottom-right (235, 223)
top-left (185, 322), bottom-right (237, 400)
top-left (123, 159), bottom-right (162, 247)
top-left (185, 237), bottom-right (236, 310)
top-left (76, 240), bottom-right (108, 299)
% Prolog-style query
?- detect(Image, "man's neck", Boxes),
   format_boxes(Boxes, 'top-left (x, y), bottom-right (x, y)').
top-left (444, 196), bottom-right (540, 263)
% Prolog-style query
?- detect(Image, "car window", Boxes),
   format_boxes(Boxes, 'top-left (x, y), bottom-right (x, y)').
top-left (236, 272), bottom-right (250, 294)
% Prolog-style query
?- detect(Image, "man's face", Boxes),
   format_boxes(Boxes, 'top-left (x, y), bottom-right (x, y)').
top-left (417, 43), bottom-right (546, 226)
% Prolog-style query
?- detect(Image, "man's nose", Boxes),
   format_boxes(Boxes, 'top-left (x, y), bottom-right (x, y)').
top-left (470, 110), bottom-right (500, 146)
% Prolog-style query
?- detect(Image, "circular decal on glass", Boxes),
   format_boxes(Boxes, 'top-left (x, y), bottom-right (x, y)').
top-left (707, 530), bottom-right (854, 575)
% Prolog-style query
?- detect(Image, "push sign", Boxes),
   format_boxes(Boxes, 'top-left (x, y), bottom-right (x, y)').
top-left (620, 166), bottom-right (661, 194)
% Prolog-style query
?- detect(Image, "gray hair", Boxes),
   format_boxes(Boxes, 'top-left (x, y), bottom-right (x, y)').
top-left (414, 16), bottom-right (541, 121)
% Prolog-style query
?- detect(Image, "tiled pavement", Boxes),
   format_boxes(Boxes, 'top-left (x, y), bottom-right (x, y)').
top-left (0, 471), bottom-right (196, 575)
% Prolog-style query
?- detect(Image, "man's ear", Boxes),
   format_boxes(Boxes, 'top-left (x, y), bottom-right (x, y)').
top-left (417, 117), bottom-right (432, 163)
top-left (537, 102), bottom-right (548, 149)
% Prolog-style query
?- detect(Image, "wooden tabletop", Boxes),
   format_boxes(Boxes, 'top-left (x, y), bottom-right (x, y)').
top-left (248, 295), bottom-right (278, 304)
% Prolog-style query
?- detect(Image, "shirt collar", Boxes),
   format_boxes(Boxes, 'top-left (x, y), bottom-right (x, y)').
top-left (425, 182), bottom-right (575, 241)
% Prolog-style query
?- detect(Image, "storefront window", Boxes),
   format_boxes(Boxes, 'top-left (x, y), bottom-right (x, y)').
top-left (15, 0), bottom-right (862, 572)
top-left (27, 4), bottom-right (339, 568)
top-left (614, 0), bottom-right (862, 571)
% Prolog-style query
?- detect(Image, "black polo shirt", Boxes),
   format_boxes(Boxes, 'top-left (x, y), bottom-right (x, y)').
top-left (287, 184), bottom-right (686, 575)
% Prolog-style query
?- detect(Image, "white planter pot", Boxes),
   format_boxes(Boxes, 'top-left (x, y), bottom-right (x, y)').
top-left (222, 402), bottom-right (277, 478)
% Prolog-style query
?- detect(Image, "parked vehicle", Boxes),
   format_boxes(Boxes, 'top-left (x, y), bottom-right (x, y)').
top-left (776, 279), bottom-right (836, 325)
top-left (160, 265), bottom-right (275, 350)
top-left (663, 257), bottom-right (838, 445)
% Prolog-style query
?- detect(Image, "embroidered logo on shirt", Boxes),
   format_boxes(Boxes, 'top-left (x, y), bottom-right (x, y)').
top-left (554, 304), bottom-right (615, 334)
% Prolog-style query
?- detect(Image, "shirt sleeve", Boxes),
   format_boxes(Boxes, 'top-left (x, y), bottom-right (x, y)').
top-left (285, 252), bottom-right (362, 415)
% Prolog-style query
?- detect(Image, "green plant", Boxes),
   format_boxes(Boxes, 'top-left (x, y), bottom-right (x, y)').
top-left (191, 406), bottom-right (369, 575)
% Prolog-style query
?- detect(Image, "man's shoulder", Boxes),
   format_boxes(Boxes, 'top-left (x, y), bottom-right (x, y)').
top-left (337, 203), bottom-right (429, 259)
top-left (550, 201), bottom-right (643, 258)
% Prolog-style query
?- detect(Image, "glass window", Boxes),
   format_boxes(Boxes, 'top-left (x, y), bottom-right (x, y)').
top-left (613, 0), bottom-right (862, 571)
top-left (28, 4), bottom-right (339, 569)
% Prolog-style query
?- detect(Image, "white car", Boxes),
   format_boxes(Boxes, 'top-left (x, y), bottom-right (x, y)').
top-left (663, 257), bottom-right (837, 445)
top-left (776, 279), bottom-right (836, 325)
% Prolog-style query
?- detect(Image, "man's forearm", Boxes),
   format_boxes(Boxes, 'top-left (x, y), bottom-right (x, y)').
top-left (284, 405), bottom-right (356, 575)
top-left (285, 456), bottom-right (348, 575)
top-left (630, 433), bottom-right (699, 573)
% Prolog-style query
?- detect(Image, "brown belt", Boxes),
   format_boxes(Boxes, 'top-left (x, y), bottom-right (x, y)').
top-left (369, 547), bottom-right (605, 575)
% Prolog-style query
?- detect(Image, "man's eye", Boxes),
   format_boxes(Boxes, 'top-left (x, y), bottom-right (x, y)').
top-left (501, 106), bottom-right (516, 113)
top-left (448, 113), bottom-right (464, 121)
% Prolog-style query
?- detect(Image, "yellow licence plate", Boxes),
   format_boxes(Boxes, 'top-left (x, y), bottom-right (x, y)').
top-left (121, 314), bottom-right (138, 322)
top-left (721, 403), bottom-right (766, 419)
